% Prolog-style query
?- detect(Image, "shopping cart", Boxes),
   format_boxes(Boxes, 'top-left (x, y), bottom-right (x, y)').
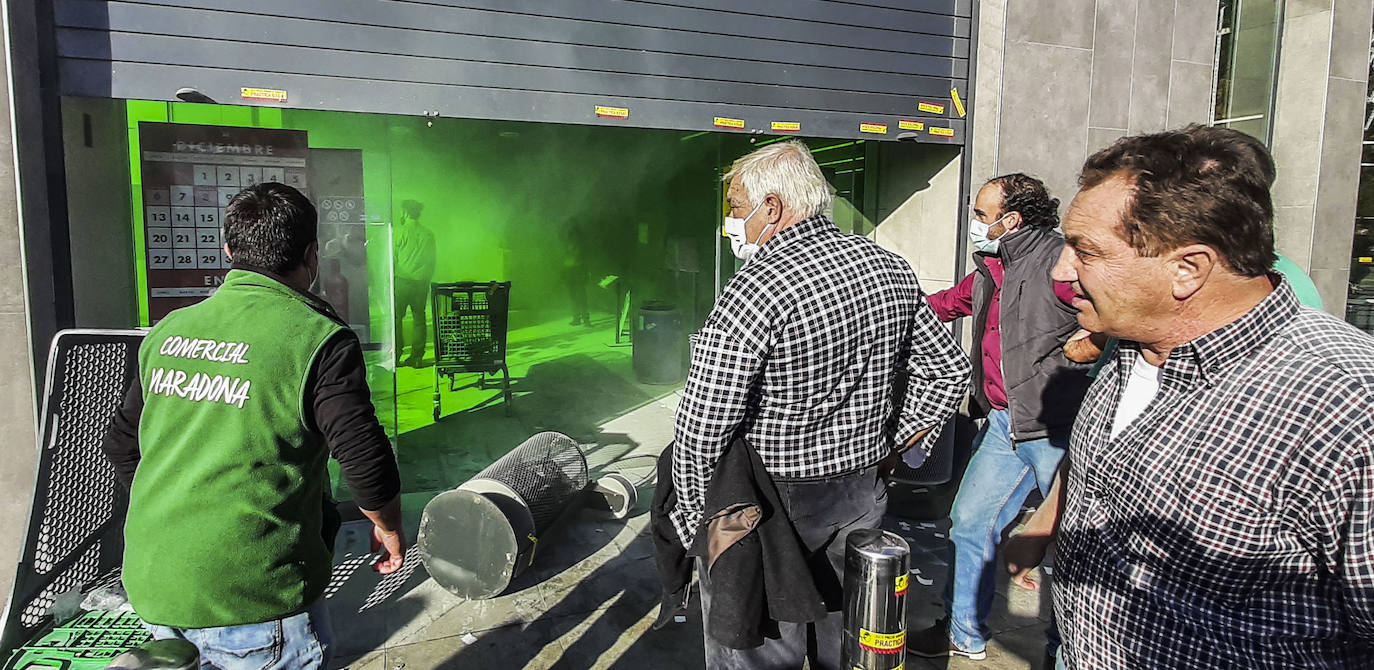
top-left (430, 281), bottom-right (513, 420)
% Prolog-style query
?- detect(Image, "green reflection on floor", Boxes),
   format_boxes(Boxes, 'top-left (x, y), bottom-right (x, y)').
top-left (332, 309), bottom-right (680, 500)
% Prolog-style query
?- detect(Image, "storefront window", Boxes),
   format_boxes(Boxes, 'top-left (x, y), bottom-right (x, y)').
top-left (64, 98), bottom-right (915, 497)
top-left (1345, 20), bottom-right (1374, 333)
top-left (1212, 0), bottom-right (1283, 144)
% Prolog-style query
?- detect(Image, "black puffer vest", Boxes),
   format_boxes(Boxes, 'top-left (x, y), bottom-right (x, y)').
top-left (970, 225), bottom-right (1092, 440)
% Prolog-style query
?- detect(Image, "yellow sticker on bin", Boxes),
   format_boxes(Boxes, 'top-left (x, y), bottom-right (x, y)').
top-left (772, 121), bottom-right (801, 132)
top-left (859, 123), bottom-right (888, 134)
top-left (858, 629), bottom-right (905, 654)
top-left (952, 88), bottom-right (966, 117)
top-left (895, 573), bottom-right (908, 596)
top-left (930, 127), bottom-right (955, 137)
top-left (918, 101), bottom-right (945, 114)
top-left (899, 119), bottom-right (924, 131)
top-left (714, 117), bottom-right (746, 129)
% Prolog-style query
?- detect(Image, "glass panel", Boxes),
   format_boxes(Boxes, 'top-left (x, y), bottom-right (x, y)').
top-left (67, 98), bottom-right (908, 496)
top-left (118, 101), bottom-right (401, 499)
top-left (1212, 0), bottom-right (1283, 144)
top-left (1345, 19), bottom-right (1374, 333)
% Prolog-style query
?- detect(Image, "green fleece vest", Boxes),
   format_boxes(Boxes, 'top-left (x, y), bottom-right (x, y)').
top-left (124, 270), bottom-right (345, 628)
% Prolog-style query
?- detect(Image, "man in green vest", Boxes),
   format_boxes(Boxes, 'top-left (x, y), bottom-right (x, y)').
top-left (101, 182), bottom-right (404, 669)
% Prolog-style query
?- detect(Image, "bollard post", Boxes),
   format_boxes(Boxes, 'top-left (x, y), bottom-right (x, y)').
top-left (841, 529), bottom-right (911, 669)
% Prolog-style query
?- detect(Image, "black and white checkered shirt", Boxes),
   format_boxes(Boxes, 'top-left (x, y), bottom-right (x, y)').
top-left (1054, 280), bottom-right (1374, 668)
top-left (670, 216), bottom-right (970, 544)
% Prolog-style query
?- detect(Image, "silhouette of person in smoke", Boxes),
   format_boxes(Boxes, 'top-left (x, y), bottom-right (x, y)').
top-left (393, 199), bottom-right (436, 366)
top-left (564, 223), bottom-right (592, 327)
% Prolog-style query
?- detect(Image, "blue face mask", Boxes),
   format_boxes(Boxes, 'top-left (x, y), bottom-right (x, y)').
top-left (969, 214), bottom-right (1011, 254)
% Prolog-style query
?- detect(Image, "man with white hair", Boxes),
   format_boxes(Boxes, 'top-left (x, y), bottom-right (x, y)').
top-left (672, 139), bottom-right (971, 668)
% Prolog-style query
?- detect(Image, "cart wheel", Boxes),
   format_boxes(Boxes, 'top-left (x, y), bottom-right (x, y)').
top-left (433, 406), bottom-right (442, 422)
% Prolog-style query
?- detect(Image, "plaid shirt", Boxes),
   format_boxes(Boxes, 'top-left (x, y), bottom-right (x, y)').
top-left (1055, 280), bottom-right (1374, 668)
top-left (670, 216), bottom-right (970, 544)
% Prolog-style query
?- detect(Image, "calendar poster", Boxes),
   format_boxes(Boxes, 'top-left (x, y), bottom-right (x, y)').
top-left (138, 122), bottom-right (309, 322)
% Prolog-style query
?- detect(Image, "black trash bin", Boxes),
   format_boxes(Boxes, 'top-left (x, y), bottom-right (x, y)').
top-left (632, 301), bottom-right (687, 384)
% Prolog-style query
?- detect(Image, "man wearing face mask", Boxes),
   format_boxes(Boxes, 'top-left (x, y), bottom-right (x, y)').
top-left (672, 140), bottom-right (971, 668)
top-left (908, 174), bottom-right (1091, 663)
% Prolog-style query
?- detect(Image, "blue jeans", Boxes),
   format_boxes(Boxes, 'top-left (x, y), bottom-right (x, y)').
top-left (144, 598), bottom-right (332, 670)
top-left (945, 409), bottom-right (1066, 652)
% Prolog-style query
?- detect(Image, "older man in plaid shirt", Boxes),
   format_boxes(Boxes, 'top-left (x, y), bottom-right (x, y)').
top-left (1011, 125), bottom-right (1374, 668)
top-left (672, 140), bottom-right (970, 669)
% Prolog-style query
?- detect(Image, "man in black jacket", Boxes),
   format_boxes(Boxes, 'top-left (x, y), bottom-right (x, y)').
top-left (913, 174), bottom-right (1091, 661)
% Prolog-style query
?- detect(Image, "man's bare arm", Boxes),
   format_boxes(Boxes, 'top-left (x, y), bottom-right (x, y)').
top-left (1004, 456), bottom-right (1068, 590)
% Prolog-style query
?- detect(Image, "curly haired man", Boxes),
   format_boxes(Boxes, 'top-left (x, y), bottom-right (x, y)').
top-left (908, 174), bottom-right (1092, 663)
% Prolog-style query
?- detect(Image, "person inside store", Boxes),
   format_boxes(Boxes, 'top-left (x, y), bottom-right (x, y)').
top-left (100, 182), bottom-right (406, 669)
top-left (563, 221), bottom-right (593, 327)
top-left (665, 139), bottom-right (972, 668)
top-left (908, 173), bottom-right (1090, 664)
top-left (1005, 125), bottom-right (1374, 668)
top-left (393, 198), bottom-right (436, 367)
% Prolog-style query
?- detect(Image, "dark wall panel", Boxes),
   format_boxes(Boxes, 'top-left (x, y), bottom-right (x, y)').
top-left (55, 0), bottom-right (972, 143)
top-left (56, 5), bottom-right (968, 84)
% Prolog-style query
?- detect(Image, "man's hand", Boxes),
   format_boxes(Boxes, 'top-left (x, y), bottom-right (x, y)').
top-left (1064, 329), bottom-right (1108, 363)
top-left (370, 525), bottom-right (406, 574)
top-left (361, 495), bottom-right (405, 574)
top-left (1004, 529), bottom-right (1053, 590)
top-left (877, 450), bottom-right (901, 479)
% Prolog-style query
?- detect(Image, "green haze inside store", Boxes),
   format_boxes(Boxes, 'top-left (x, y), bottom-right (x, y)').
top-left (109, 100), bottom-right (880, 498)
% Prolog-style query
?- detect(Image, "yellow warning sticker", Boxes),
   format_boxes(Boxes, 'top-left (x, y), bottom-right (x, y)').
top-left (1361, 257), bottom-right (1373, 263)
top-left (899, 119), bottom-right (924, 131)
top-left (918, 101), bottom-right (946, 114)
top-left (771, 121), bottom-right (801, 132)
top-left (930, 127), bottom-right (955, 137)
top-left (859, 122), bottom-right (888, 134)
top-left (240, 87), bottom-right (287, 102)
top-left (952, 87), bottom-right (966, 118)
top-left (859, 628), bottom-right (905, 654)
top-left (895, 573), bottom-right (909, 596)
top-left (714, 117), bottom-right (746, 129)
top-left (595, 106), bottom-right (630, 119)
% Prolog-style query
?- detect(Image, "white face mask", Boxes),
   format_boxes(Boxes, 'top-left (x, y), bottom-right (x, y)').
top-left (723, 202), bottom-right (770, 261)
top-left (969, 213), bottom-right (1011, 254)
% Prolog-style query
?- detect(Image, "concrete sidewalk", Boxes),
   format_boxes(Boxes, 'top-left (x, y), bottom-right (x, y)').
top-left (323, 397), bottom-right (1053, 670)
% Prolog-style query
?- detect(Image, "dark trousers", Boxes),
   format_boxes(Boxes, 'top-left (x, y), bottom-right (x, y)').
top-left (699, 465), bottom-right (888, 670)
top-left (394, 277), bottom-right (428, 361)
top-left (565, 265), bottom-right (589, 324)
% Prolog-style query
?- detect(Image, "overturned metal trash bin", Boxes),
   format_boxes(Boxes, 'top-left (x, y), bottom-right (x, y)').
top-left (418, 432), bottom-right (589, 599)
top-left (841, 529), bottom-right (911, 670)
